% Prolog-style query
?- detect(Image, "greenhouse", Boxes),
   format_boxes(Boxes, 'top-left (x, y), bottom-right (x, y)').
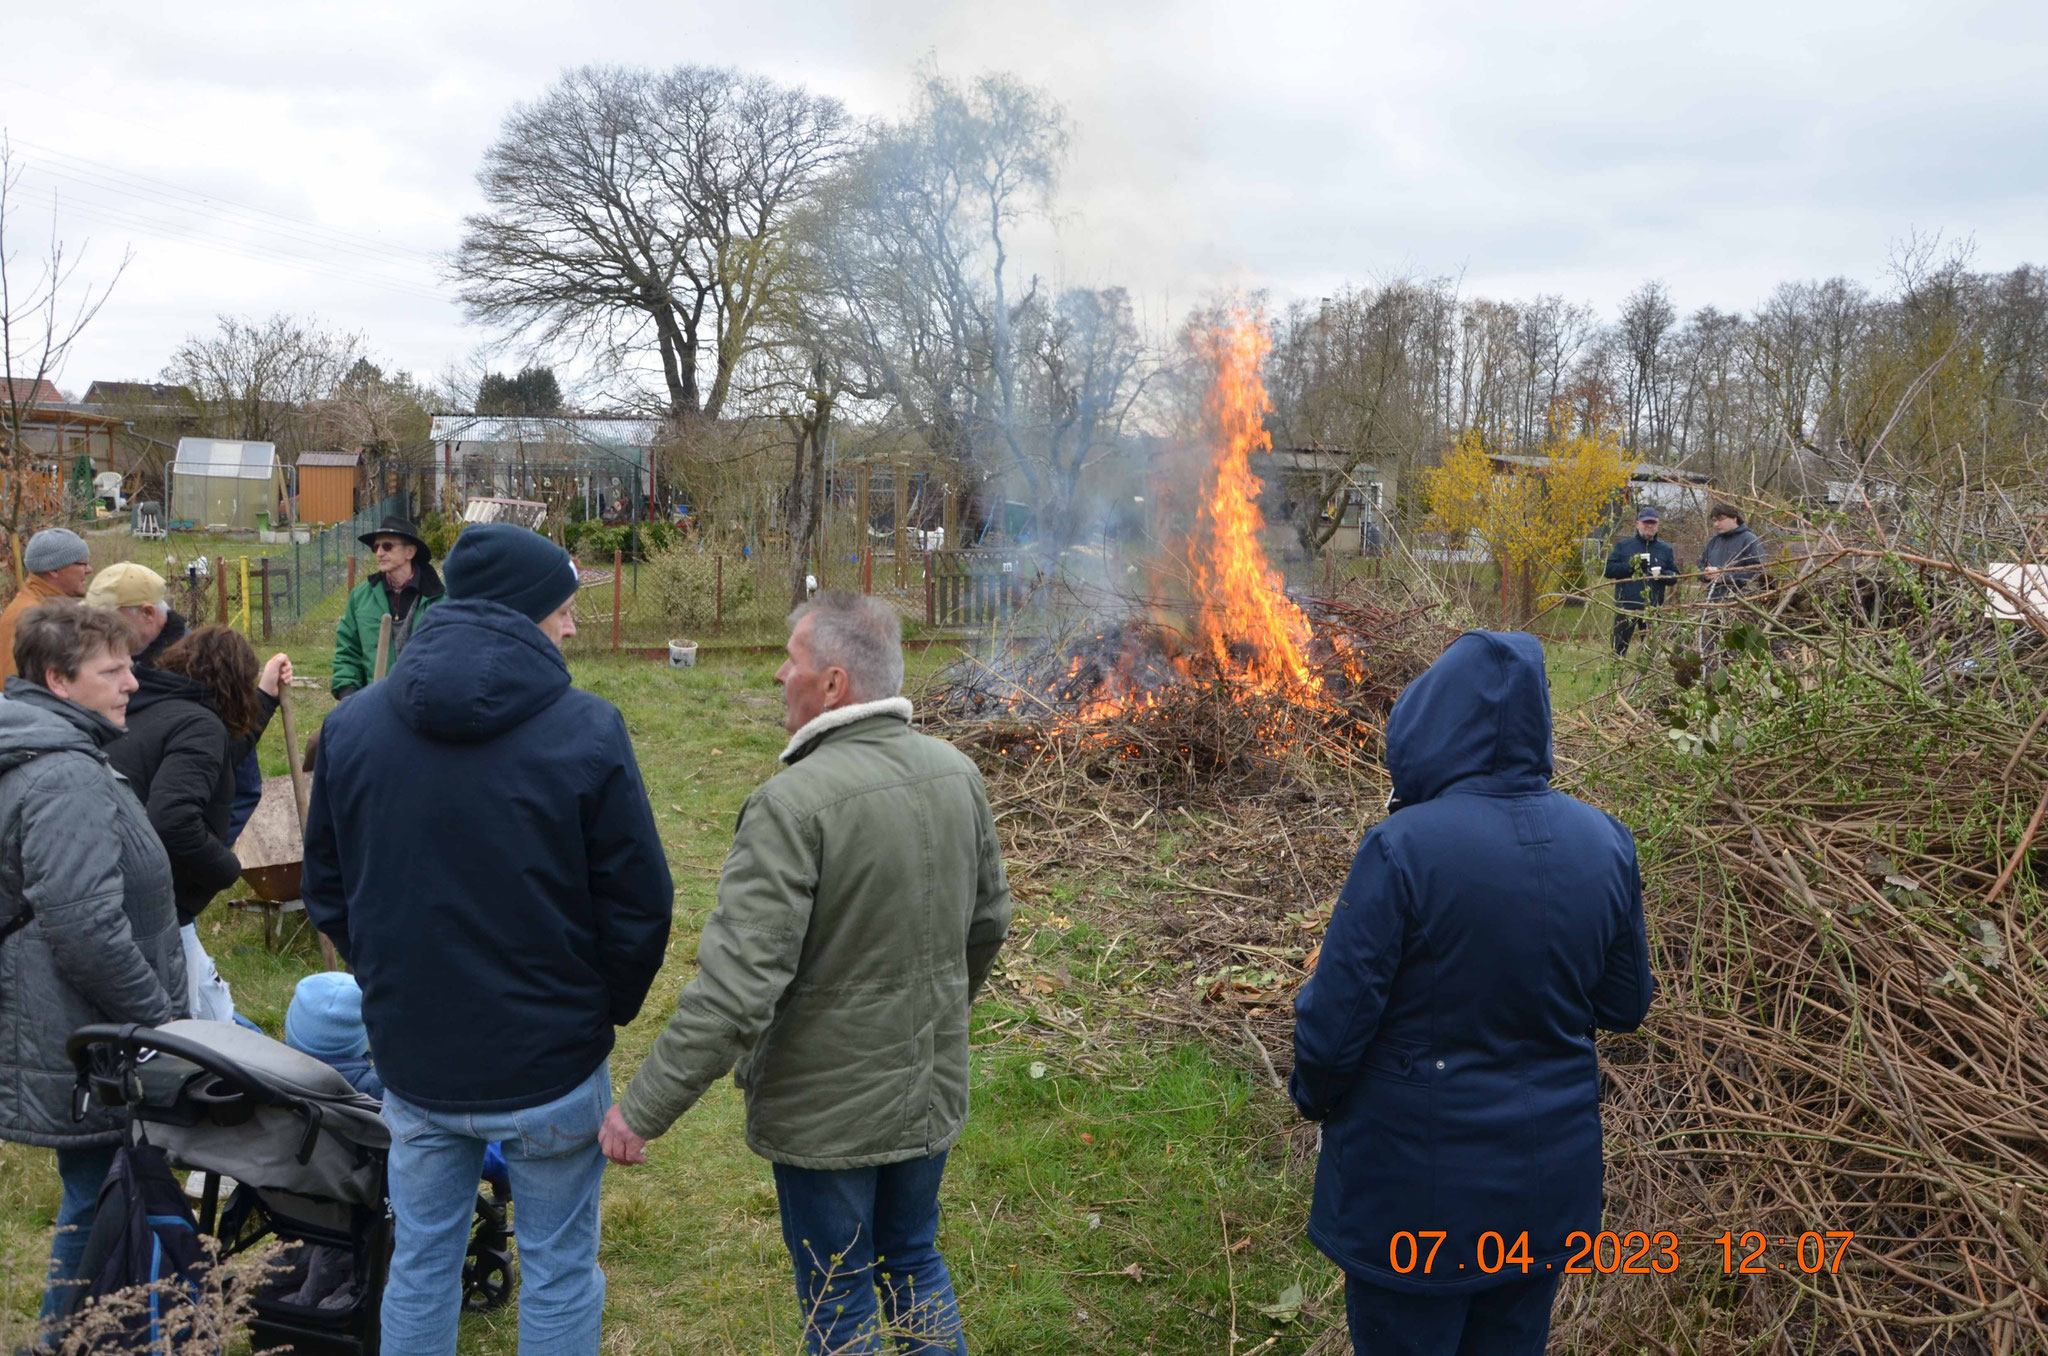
top-left (169, 438), bottom-right (288, 531)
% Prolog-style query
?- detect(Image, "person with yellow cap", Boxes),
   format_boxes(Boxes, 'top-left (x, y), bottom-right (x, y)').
top-left (85, 561), bottom-right (181, 662)
top-left (83, 561), bottom-right (291, 846)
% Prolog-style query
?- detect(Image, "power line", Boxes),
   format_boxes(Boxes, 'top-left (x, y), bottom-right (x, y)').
top-left (10, 185), bottom-right (453, 305)
top-left (6, 135), bottom-right (449, 266)
top-left (18, 155), bottom-right (450, 275)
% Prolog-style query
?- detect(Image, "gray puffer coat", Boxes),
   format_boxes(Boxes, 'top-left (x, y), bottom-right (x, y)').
top-left (0, 678), bottom-right (185, 1147)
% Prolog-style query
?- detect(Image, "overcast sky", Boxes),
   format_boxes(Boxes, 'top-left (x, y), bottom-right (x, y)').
top-left (4, 0), bottom-right (2043, 399)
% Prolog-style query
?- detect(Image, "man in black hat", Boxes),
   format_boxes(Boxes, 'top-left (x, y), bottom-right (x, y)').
top-left (1601, 506), bottom-right (1678, 656)
top-left (331, 515), bottom-right (446, 700)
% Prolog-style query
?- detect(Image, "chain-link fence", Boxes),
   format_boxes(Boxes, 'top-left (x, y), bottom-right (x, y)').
top-left (158, 494), bottom-right (407, 641)
top-left (565, 542), bottom-right (933, 651)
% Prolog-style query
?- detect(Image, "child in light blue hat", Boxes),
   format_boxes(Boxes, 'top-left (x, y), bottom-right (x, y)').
top-left (285, 972), bottom-right (384, 1098)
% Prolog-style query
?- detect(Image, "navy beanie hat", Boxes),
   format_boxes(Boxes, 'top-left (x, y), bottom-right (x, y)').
top-left (441, 523), bottom-right (581, 623)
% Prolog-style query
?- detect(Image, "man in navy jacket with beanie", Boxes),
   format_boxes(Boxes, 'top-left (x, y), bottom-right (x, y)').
top-left (1291, 631), bottom-right (1653, 1355)
top-left (304, 523), bottom-right (673, 1355)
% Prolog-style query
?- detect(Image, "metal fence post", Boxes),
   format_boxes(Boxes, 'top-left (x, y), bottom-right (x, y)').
top-left (215, 557), bottom-right (228, 625)
top-left (715, 554), bottom-right (723, 634)
top-left (260, 559), bottom-right (271, 640)
top-left (612, 548), bottom-right (622, 651)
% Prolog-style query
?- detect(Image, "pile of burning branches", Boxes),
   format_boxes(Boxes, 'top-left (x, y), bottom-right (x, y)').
top-left (921, 590), bottom-right (1456, 792)
top-left (1552, 496), bottom-right (2048, 1353)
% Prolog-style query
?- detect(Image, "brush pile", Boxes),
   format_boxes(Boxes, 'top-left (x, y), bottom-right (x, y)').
top-left (923, 590), bottom-right (1456, 789)
top-left (1555, 501), bottom-right (2048, 1353)
top-left (917, 585), bottom-right (1460, 1050)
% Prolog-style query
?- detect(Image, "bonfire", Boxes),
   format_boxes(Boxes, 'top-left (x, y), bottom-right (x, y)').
top-left (925, 311), bottom-right (1449, 782)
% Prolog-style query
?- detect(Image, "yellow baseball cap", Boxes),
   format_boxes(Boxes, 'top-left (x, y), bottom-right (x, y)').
top-left (85, 561), bottom-right (168, 610)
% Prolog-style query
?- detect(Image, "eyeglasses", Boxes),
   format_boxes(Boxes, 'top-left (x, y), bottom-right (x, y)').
top-left (373, 540), bottom-right (404, 551)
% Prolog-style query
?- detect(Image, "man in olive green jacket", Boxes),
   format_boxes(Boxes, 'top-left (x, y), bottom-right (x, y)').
top-left (605, 591), bottom-right (1010, 1355)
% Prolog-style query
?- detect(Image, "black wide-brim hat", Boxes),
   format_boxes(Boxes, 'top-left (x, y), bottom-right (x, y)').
top-left (359, 515), bottom-right (431, 563)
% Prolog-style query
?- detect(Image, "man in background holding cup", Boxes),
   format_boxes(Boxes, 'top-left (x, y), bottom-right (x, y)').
top-left (1602, 506), bottom-right (1677, 656)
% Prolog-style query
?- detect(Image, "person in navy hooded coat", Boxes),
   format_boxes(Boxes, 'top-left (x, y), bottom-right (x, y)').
top-left (1291, 630), bottom-right (1654, 1355)
top-left (303, 523), bottom-right (673, 1355)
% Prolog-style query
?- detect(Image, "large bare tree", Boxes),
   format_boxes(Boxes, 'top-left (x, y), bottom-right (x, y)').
top-left (454, 65), bottom-right (851, 423)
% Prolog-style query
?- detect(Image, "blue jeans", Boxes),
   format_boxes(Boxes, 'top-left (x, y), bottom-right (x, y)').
top-left (771, 1151), bottom-right (965, 1355)
top-left (1344, 1271), bottom-right (1560, 1355)
top-left (381, 1061), bottom-right (610, 1355)
top-left (39, 1144), bottom-right (116, 1335)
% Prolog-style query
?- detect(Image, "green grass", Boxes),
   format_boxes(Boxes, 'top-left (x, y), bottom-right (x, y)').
top-left (0, 648), bottom-right (1333, 1353)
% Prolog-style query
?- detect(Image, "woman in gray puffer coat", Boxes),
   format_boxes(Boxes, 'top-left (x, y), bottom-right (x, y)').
top-left (0, 600), bottom-right (185, 1338)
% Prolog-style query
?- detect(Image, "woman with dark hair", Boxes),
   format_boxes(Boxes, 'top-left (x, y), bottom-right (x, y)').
top-left (106, 623), bottom-right (291, 1023)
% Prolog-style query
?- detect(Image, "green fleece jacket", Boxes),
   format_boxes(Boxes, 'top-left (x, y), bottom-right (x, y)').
top-left (620, 698), bottom-right (1012, 1168)
top-left (330, 563), bottom-right (444, 697)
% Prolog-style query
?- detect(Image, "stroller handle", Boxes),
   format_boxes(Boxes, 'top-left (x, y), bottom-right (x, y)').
top-left (67, 1022), bottom-right (327, 1165)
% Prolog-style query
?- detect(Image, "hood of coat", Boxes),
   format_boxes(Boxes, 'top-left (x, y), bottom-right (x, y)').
top-left (1385, 630), bottom-right (1553, 806)
top-left (127, 662), bottom-right (213, 718)
top-left (386, 597), bottom-right (570, 743)
top-left (0, 675), bottom-right (120, 774)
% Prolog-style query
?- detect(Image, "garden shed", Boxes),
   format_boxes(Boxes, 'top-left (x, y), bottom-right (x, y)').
top-left (294, 450), bottom-right (364, 523)
top-left (169, 438), bottom-right (288, 531)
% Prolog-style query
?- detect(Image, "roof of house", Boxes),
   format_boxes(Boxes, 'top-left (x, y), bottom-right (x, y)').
top-left (1252, 447), bottom-right (1390, 475)
top-left (81, 381), bottom-right (198, 408)
top-left (172, 438), bottom-right (279, 480)
top-left (427, 415), bottom-right (658, 467)
top-left (2, 378), bottom-right (66, 405)
top-left (296, 450), bottom-right (363, 468)
top-left (1487, 451), bottom-right (1712, 484)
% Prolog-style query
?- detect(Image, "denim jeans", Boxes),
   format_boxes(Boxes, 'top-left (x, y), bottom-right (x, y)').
top-left (39, 1144), bottom-right (117, 1335)
top-left (771, 1151), bottom-right (966, 1355)
top-left (380, 1061), bottom-right (610, 1355)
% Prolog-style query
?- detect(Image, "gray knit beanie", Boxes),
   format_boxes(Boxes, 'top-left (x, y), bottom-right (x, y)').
top-left (23, 528), bottom-right (90, 574)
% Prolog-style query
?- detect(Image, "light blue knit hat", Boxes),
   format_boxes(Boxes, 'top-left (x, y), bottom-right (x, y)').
top-left (284, 972), bottom-right (370, 1061)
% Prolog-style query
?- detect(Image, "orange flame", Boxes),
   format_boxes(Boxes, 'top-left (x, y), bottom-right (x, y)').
top-left (1187, 311), bottom-right (1319, 694)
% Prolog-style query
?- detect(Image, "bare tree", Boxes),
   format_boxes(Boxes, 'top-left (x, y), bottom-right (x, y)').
top-left (1020, 286), bottom-right (1152, 547)
top-left (455, 65), bottom-right (851, 423)
top-left (1267, 283), bottom-right (1429, 553)
top-left (799, 70), bottom-right (1066, 510)
top-left (164, 313), bottom-right (362, 453)
top-left (1617, 281), bottom-right (1677, 458)
top-left (0, 137), bottom-right (128, 574)
top-left (314, 358), bottom-right (433, 457)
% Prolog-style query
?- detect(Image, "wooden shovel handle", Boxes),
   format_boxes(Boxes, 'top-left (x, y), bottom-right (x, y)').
top-left (276, 684), bottom-right (340, 971)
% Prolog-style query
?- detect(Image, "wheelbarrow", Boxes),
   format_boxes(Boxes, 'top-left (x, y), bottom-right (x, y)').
top-left (234, 775), bottom-right (306, 951)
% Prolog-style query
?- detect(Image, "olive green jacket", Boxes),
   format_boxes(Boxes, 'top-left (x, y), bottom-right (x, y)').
top-left (620, 698), bottom-right (1011, 1168)
top-left (330, 564), bottom-right (444, 697)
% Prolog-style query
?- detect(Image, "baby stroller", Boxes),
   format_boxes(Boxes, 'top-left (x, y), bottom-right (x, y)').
top-left (67, 1020), bottom-right (515, 1355)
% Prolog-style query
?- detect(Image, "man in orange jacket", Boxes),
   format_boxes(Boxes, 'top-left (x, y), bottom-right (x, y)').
top-left (0, 529), bottom-right (93, 680)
